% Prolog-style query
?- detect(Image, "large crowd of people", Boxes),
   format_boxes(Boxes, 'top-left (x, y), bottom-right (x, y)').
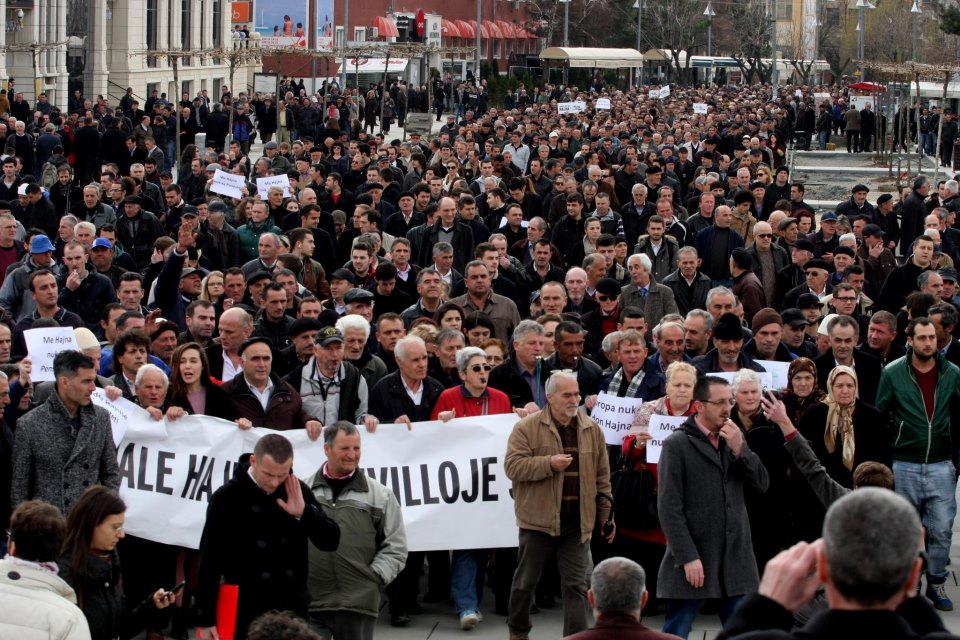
top-left (0, 75), bottom-right (960, 640)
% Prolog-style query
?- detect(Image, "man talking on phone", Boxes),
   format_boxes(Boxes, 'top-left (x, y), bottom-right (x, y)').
top-left (656, 376), bottom-right (769, 638)
top-left (194, 434), bottom-right (340, 639)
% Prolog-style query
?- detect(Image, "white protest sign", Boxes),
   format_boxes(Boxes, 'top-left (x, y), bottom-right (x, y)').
top-left (91, 388), bottom-right (142, 447)
top-left (757, 360), bottom-right (792, 391)
top-left (814, 92), bottom-right (831, 104)
top-left (116, 411), bottom-right (521, 552)
top-left (660, 85), bottom-right (671, 98)
top-left (209, 169), bottom-right (245, 199)
top-left (596, 97), bottom-right (611, 110)
top-left (256, 175), bottom-right (292, 199)
top-left (557, 101), bottom-right (587, 115)
top-left (590, 392), bottom-right (645, 445)
top-left (693, 102), bottom-right (709, 115)
top-left (711, 370), bottom-right (774, 390)
top-left (23, 327), bottom-right (79, 381)
top-left (648, 89), bottom-right (660, 99)
top-left (645, 414), bottom-right (687, 464)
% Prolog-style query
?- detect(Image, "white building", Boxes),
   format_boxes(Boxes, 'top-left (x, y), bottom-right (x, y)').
top-left (0, 0), bottom-right (258, 112)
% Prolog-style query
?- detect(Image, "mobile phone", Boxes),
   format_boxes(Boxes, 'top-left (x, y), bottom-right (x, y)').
top-left (166, 581), bottom-right (187, 596)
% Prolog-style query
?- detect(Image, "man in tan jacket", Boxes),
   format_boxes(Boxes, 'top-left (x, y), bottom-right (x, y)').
top-left (504, 370), bottom-right (614, 640)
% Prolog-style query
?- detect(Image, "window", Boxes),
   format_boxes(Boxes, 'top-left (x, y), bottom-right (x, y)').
top-left (335, 26), bottom-right (345, 47)
top-left (212, 0), bottom-right (222, 63)
top-left (353, 27), bottom-right (365, 42)
top-left (146, 0), bottom-right (158, 68)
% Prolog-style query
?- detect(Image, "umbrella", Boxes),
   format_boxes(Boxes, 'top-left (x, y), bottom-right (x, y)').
top-left (848, 81), bottom-right (886, 92)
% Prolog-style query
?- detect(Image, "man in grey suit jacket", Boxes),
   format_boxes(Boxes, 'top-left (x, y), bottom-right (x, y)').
top-left (657, 376), bottom-right (769, 638)
top-left (621, 253), bottom-right (679, 339)
top-left (11, 350), bottom-right (119, 514)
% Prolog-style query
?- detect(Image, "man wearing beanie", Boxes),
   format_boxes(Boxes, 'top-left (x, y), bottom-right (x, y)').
top-left (693, 312), bottom-right (767, 376)
top-left (743, 308), bottom-right (796, 362)
top-left (730, 248), bottom-right (764, 325)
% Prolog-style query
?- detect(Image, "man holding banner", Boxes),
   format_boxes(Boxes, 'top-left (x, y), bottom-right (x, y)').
top-left (505, 370), bottom-right (613, 639)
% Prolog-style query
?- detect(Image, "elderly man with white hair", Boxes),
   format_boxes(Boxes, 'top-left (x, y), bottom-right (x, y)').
top-left (505, 369), bottom-right (614, 639)
top-left (621, 253), bottom-right (679, 337)
top-left (336, 313), bottom-right (387, 389)
top-left (368, 335), bottom-right (443, 429)
top-left (564, 266), bottom-right (598, 315)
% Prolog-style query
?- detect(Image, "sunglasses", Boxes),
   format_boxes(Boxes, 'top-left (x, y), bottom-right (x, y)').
top-left (470, 364), bottom-right (493, 373)
top-left (597, 294), bottom-right (618, 302)
top-left (756, 233), bottom-right (773, 239)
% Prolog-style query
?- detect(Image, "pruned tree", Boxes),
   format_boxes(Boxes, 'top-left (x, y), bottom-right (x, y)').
top-left (637, 0), bottom-right (706, 83)
top-left (725, 0), bottom-right (773, 83)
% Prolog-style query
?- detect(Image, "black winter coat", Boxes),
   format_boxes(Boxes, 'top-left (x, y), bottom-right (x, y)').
top-left (368, 371), bottom-right (443, 423)
top-left (194, 459), bottom-right (340, 636)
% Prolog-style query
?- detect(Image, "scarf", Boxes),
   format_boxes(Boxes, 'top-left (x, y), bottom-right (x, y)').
top-left (823, 365), bottom-right (858, 471)
top-left (608, 365), bottom-right (646, 398)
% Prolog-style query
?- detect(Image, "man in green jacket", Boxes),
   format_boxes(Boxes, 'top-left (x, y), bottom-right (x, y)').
top-left (875, 317), bottom-right (960, 611)
top-left (305, 421), bottom-right (407, 640)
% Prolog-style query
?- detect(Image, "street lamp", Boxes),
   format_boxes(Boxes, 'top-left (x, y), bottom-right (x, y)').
top-left (911, 0), bottom-right (922, 62)
top-left (856, 0), bottom-right (875, 78)
top-left (704, 1), bottom-right (715, 85)
top-left (633, 0), bottom-right (643, 86)
top-left (559, 0), bottom-right (571, 85)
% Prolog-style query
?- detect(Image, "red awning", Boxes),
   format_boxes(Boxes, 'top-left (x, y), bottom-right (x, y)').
top-left (518, 28), bottom-right (538, 39)
top-left (441, 19), bottom-right (461, 38)
top-left (469, 20), bottom-right (488, 39)
top-left (482, 20), bottom-right (502, 39)
top-left (496, 20), bottom-right (517, 38)
top-left (371, 16), bottom-right (399, 38)
top-left (456, 19), bottom-right (475, 39)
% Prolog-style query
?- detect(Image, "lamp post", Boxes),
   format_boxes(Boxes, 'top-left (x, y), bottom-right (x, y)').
top-left (770, 0), bottom-right (779, 88)
top-left (855, 0), bottom-right (874, 78)
top-left (704, 1), bottom-right (715, 85)
top-left (634, 0), bottom-right (642, 86)
top-left (559, 0), bottom-right (571, 85)
top-left (341, 0), bottom-right (349, 88)
top-left (911, 0), bottom-right (921, 62)
top-left (476, 0), bottom-right (482, 81)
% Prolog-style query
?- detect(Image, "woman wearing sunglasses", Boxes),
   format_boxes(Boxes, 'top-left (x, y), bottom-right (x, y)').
top-left (429, 346), bottom-right (514, 630)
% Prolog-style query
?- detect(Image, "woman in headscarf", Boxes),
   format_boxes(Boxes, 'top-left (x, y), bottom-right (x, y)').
top-left (780, 357), bottom-right (825, 424)
top-left (798, 365), bottom-right (891, 490)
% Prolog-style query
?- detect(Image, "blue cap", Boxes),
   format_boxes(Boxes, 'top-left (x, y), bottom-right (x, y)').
top-left (30, 234), bottom-right (54, 254)
top-left (820, 211), bottom-right (838, 222)
top-left (91, 238), bottom-right (113, 250)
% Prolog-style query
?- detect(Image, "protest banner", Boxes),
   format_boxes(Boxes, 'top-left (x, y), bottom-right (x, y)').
top-left (590, 392), bottom-right (645, 445)
top-left (595, 97), bottom-right (611, 110)
top-left (648, 89), bottom-right (660, 99)
top-left (209, 170), bottom-right (245, 199)
top-left (757, 360), bottom-right (791, 391)
top-left (660, 85), bottom-right (671, 98)
top-left (256, 175), bottom-right (292, 199)
top-left (23, 327), bottom-right (78, 381)
top-left (114, 407), bottom-right (521, 552)
top-left (645, 414), bottom-right (687, 464)
top-left (693, 102), bottom-right (708, 115)
top-left (557, 101), bottom-right (587, 114)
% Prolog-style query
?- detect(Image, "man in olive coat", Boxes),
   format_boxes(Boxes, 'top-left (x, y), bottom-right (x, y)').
top-left (656, 376), bottom-right (769, 638)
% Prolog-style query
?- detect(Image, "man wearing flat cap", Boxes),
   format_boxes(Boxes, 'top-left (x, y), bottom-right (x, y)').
top-left (835, 184), bottom-right (877, 221)
top-left (693, 312), bottom-right (766, 375)
top-left (857, 223), bottom-right (897, 288)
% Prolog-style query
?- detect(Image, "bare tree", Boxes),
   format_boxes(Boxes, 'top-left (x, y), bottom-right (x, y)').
top-left (725, 0), bottom-right (773, 83)
top-left (639, 0), bottom-right (706, 83)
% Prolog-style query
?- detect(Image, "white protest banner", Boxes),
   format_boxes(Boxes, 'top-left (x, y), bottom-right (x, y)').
top-left (116, 410), bottom-right (520, 552)
top-left (23, 327), bottom-right (79, 381)
top-left (91, 388), bottom-right (143, 447)
top-left (209, 169), bottom-right (244, 199)
top-left (693, 102), bottom-right (709, 115)
top-left (814, 92), bottom-right (831, 104)
top-left (591, 392), bottom-right (645, 445)
top-left (712, 370), bottom-right (774, 390)
top-left (596, 97), bottom-right (611, 110)
top-left (660, 85), bottom-right (671, 98)
top-left (645, 414), bottom-right (687, 464)
top-left (557, 101), bottom-right (587, 114)
top-left (256, 175), bottom-right (292, 199)
top-left (757, 360), bottom-right (791, 391)
top-left (648, 89), bottom-right (660, 99)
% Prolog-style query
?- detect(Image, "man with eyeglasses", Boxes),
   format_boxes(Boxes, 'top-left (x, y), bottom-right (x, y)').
top-left (657, 375), bottom-right (768, 638)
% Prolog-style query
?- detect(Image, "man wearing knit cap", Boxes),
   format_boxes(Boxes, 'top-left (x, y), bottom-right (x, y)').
top-left (744, 308), bottom-right (795, 362)
top-left (730, 248), bottom-right (764, 326)
top-left (693, 312), bottom-right (766, 376)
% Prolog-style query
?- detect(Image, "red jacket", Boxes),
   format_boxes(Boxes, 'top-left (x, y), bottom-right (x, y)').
top-left (430, 385), bottom-right (513, 419)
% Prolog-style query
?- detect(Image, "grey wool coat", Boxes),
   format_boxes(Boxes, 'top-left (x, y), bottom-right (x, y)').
top-left (657, 417), bottom-right (769, 600)
top-left (11, 390), bottom-right (120, 513)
